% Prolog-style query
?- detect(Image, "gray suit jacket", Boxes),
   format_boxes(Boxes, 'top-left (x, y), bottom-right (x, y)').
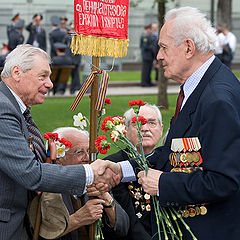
top-left (0, 81), bottom-right (86, 240)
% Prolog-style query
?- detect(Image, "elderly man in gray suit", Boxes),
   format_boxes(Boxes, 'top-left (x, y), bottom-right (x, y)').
top-left (0, 44), bottom-right (120, 240)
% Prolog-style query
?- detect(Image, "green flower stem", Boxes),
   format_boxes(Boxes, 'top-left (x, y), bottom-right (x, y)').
top-left (161, 208), bottom-right (178, 240)
top-left (171, 208), bottom-right (198, 240)
top-left (97, 111), bottom-right (103, 137)
top-left (169, 209), bottom-right (183, 240)
top-left (153, 196), bottom-right (162, 240)
top-left (135, 114), bottom-right (148, 174)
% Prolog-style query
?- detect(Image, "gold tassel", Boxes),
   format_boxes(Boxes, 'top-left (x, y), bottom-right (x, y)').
top-left (70, 34), bottom-right (129, 58)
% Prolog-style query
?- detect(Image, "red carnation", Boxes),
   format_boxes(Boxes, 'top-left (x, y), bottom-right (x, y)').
top-left (101, 116), bottom-right (114, 133)
top-left (59, 138), bottom-right (73, 148)
top-left (129, 100), bottom-right (146, 107)
top-left (95, 135), bottom-right (110, 154)
top-left (131, 116), bottom-right (147, 125)
top-left (105, 98), bottom-right (111, 104)
top-left (43, 132), bottom-right (59, 141)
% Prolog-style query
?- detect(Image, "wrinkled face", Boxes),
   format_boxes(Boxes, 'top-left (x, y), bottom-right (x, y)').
top-left (64, 132), bottom-right (89, 165)
top-left (16, 56), bottom-right (53, 106)
top-left (126, 107), bottom-right (163, 154)
top-left (157, 20), bottom-right (187, 83)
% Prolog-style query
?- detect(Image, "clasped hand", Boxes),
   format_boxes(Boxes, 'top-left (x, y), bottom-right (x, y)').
top-left (90, 159), bottom-right (123, 192)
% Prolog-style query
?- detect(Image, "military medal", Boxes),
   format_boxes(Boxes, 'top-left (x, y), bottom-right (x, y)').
top-left (144, 193), bottom-right (150, 200)
top-left (195, 206), bottom-right (201, 215)
top-left (200, 205), bottom-right (207, 215)
top-left (136, 212), bottom-right (142, 218)
top-left (182, 209), bottom-right (189, 218)
top-left (189, 207), bottom-right (196, 217)
top-left (28, 136), bottom-right (34, 152)
top-left (146, 204), bottom-right (151, 211)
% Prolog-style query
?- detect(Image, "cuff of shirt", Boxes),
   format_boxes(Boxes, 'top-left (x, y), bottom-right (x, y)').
top-left (119, 161), bottom-right (136, 182)
top-left (83, 164), bottom-right (94, 186)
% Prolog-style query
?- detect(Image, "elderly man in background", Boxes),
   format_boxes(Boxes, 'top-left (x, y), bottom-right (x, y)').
top-left (38, 127), bottom-right (129, 240)
top-left (105, 104), bottom-right (163, 240)
top-left (0, 44), bottom-right (119, 240)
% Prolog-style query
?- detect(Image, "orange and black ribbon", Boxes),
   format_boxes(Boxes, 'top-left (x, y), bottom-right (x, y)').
top-left (70, 70), bottom-right (109, 112)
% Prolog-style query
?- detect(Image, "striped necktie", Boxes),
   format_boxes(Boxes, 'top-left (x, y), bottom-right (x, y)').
top-left (23, 107), bottom-right (46, 162)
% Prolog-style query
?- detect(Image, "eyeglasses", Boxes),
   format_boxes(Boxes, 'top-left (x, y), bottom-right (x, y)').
top-left (130, 120), bottom-right (159, 129)
top-left (67, 148), bottom-right (89, 157)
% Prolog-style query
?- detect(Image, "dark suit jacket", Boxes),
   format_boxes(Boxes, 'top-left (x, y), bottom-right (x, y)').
top-left (0, 82), bottom-right (86, 240)
top-left (132, 57), bottom-right (240, 239)
top-left (140, 32), bottom-right (156, 62)
top-left (26, 23), bottom-right (47, 51)
top-left (8, 29), bottom-right (24, 50)
top-left (105, 150), bottom-right (152, 240)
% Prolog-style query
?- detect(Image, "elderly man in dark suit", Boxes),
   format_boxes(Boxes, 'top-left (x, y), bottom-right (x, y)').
top-left (0, 44), bottom-right (119, 240)
top-left (26, 13), bottom-right (47, 51)
top-left (105, 104), bottom-right (163, 240)
top-left (106, 6), bottom-right (240, 240)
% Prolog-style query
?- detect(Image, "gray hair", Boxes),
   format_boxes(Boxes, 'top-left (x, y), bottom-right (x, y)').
top-left (164, 6), bottom-right (217, 53)
top-left (53, 127), bottom-right (89, 139)
top-left (124, 104), bottom-right (162, 127)
top-left (1, 44), bottom-right (51, 78)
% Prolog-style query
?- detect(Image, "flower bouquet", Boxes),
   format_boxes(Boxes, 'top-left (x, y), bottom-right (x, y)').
top-left (95, 100), bottom-right (197, 240)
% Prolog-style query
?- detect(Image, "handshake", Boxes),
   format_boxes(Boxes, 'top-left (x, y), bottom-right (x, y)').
top-left (90, 159), bottom-right (123, 191)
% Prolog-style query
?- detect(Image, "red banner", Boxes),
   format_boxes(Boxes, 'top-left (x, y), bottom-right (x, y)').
top-left (74, 0), bottom-right (129, 40)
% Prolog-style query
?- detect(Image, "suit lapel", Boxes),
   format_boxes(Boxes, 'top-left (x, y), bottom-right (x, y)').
top-left (0, 81), bottom-right (30, 140)
top-left (0, 81), bottom-right (22, 113)
top-left (169, 57), bottom-right (222, 138)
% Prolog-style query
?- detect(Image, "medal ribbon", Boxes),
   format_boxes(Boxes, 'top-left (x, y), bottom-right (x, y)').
top-left (70, 70), bottom-right (109, 112)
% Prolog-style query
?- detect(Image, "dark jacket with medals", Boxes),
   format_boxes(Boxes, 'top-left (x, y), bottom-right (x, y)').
top-left (130, 57), bottom-right (240, 240)
top-left (105, 149), bottom-right (152, 240)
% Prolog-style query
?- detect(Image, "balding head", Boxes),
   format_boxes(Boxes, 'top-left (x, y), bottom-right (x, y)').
top-left (53, 127), bottom-right (89, 165)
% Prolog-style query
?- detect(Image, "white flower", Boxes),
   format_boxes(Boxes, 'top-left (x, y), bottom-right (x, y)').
top-left (102, 108), bottom-right (106, 116)
top-left (55, 141), bottom-right (67, 158)
top-left (110, 124), bottom-right (126, 142)
top-left (73, 112), bottom-right (87, 129)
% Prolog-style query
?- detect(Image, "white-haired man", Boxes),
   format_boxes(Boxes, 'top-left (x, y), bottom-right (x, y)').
top-left (107, 6), bottom-right (240, 240)
top-left (0, 44), bottom-right (119, 240)
top-left (105, 104), bottom-right (163, 240)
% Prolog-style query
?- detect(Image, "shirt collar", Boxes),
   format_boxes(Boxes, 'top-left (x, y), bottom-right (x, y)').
top-left (181, 55), bottom-right (215, 109)
top-left (6, 85), bottom-right (27, 114)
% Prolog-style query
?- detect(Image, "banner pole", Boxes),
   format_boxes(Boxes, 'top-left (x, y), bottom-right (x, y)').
top-left (89, 56), bottom-right (100, 240)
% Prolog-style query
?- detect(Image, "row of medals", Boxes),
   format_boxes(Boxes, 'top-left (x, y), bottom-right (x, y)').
top-left (169, 151), bottom-right (202, 168)
top-left (128, 184), bottom-right (151, 219)
top-left (180, 205), bottom-right (207, 218)
top-left (169, 151), bottom-right (207, 218)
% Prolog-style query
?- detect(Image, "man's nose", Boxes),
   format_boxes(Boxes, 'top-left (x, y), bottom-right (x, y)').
top-left (46, 76), bottom-right (53, 89)
top-left (141, 123), bottom-right (150, 131)
top-left (156, 49), bottom-right (163, 61)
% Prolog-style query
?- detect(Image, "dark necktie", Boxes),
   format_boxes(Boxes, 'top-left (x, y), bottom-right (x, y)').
top-left (23, 107), bottom-right (46, 162)
top-left (174, 86), bottom-right (184, 123)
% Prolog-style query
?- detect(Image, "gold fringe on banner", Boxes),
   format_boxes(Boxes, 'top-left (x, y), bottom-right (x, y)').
top-left (71, 34), bottom-right (129, 58)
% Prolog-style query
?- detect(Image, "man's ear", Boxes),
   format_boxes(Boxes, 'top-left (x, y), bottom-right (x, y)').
top-left (11, 65), bottom-right (22, 82)
top-left (184, 39), bottom-right (195, 59)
